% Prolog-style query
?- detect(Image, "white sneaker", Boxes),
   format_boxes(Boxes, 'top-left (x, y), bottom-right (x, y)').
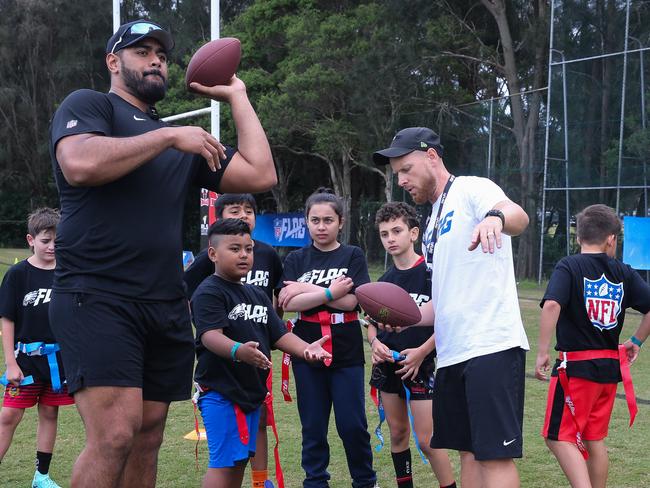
top-left (32, 471), bottom-right (62, 488)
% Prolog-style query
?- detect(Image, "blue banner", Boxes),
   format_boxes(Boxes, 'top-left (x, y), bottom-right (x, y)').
top-left (252, 213), bottom-right (311, 247)
top-left (623, 216), bottom-right (650, 270)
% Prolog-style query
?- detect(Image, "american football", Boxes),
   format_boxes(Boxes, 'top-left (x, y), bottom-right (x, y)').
top-left (186, 37), bottom-right (241, 90)
top-left (355, 281), bottom-right (422, 328)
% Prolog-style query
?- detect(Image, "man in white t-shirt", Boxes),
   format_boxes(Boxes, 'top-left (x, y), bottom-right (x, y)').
top-left (373, 127), bottom-right (530, 488)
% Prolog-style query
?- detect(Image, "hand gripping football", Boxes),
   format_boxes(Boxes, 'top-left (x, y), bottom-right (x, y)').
top-left (186, 37), bottom-right (241, 90)
top-left (355, 282), bottom-right (421, 328)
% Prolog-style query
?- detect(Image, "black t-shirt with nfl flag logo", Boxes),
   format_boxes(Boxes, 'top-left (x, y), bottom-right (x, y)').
top-left (192, 275), bottom-right (287, 413)
top-left (184, 240), bottom-right (283, 300)
top-left (376, 258), bottom-right (435, 361)
top-left (541, 253), bottom-right (650, 383)
top-left (49, 89), bottom-right (235, 301)
top-left (0, 260), bottom-right (65, 382)
top-left (280, 244), bottom-right (370, 368)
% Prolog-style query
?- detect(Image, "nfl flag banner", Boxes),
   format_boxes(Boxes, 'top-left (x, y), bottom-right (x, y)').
top-left (253, 213), bottom-right (311, 247)
top-left (583, 274), bottom-right (624, 331)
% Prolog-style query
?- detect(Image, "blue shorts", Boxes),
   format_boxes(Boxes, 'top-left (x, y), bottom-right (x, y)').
top-left (198, 390), bottom-right (260, 468)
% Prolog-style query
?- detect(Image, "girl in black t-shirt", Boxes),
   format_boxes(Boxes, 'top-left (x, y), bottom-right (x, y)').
top-left (278, 188), bottom-right (377, 488)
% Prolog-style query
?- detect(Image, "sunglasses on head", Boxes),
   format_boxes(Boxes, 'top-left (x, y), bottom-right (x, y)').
top-left (110, 22), bottom-right (163, 54)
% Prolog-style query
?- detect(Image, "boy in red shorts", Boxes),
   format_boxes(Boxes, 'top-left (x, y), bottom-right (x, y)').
top-left (0, 208), bottom-right (74, 488)
top-left (536, 204), bottom-right (650, 488)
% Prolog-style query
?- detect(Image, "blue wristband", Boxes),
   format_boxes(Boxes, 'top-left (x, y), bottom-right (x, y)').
top-left (324, 288), bottom-right (334, 301)
top-left (231, 342), bottom-right (242, 361)
top-left (630, 336), bottom-right (644, 347)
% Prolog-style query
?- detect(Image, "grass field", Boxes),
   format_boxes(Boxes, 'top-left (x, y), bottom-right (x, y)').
top-left (2, 250), bottom-right (650, 487)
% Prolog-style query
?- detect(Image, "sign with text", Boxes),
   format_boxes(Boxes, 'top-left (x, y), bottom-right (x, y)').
top-left (253, 213), bottom-right (311, 247)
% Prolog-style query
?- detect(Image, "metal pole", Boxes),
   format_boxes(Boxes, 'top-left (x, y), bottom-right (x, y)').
top-left (630, 37), bottom-right (647, 216)
top-left (630, 36), bottom-right (648, 283)
top-left (210, 0), bottom-right (220, 140)
top-left (487, 99), bottom-right (494, 178)
top-left (561, 50), bottom-right (570, 256)
top-left (538, 0), bottom-right (556, 284)
top-left (616, 0), bottom-right (631, 214)
top-left (112, 0), bottom-right (120, 32)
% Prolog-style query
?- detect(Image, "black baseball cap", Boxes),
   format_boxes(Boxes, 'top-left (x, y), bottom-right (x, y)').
top-left (106, 20), bottom-right (174, 54)
top-left (373, 127), bottom-right (444, 165)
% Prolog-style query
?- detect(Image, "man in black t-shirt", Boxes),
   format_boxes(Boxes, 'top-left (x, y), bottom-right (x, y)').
top-left (48, 20), bottom-right (277, 488)
top-left (536, 204), bottom-right (650, 488)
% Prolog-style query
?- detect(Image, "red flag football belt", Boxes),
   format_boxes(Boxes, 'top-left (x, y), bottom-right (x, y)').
top-left (299, 311), bottom-right (358, 367)
top-left (556, 346), bottom-right (637, 460)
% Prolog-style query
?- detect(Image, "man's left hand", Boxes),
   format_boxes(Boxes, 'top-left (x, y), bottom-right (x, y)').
top-left (468, 215), bottom-right (503, 253)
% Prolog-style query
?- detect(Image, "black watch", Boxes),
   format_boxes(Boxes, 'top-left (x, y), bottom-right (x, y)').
top-left (485, 209), bottom-right (505, 229)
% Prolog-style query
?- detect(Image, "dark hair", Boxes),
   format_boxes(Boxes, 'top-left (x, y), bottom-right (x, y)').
top-left (375, 202), bottom-right (419, 229)
top-left (576, 204), bottom-right (621, 245)
top-left (207, 218), bottom-right (251, 244)
top-left (27, 208), bottom-right (60, 237)
top-left (215, 194), bottom-right (257, 218)
top-left (305, 187), bottom-right (344, 220)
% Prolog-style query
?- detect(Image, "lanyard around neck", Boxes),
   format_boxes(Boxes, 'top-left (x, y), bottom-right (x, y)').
top-left (424, 175), bottom-right (455, 268)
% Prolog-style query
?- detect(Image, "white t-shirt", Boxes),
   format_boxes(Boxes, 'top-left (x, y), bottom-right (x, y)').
top-left (422, 176), bottom-right (529, 368)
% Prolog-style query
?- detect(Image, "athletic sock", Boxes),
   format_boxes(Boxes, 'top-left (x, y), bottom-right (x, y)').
top-left (252, 469), bottom-right (268, 488)
top-left (441, 483), bottom-right (457, 488)
top-left (36, 451), bottom-right (52, 475)
top-left (391, 448), bottom-right (413, 488)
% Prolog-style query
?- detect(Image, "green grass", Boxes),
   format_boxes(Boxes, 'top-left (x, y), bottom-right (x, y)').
top-left (1, 248), bottom-right (650, 487)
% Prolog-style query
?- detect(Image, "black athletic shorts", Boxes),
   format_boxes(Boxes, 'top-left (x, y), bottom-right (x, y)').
top-left (369, 358), bottom-right (435, 400)
top-left (430, 347), bottom-right (526, 460)
top-left (49, 292), bottom-right (194, 402)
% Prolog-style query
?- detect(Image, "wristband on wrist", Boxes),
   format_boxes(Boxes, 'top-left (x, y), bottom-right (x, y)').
top-left (485, 209), bottom-right (505, 229)
top-left (324, 288), bottom-right (334, 301)
top-left (369, 337), bottom-right (377, 347)
top-left (230, 342), bottom-right (242, 361)
top-left (630, 336), bottom-right (644, 347)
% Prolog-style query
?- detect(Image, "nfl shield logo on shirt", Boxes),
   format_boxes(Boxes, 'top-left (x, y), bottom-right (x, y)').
top-left (583, 274), bottom-right (624, 330)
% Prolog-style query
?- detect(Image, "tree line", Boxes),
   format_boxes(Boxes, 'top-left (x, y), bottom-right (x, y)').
top-left (0, 0), bottom-right (648, 278)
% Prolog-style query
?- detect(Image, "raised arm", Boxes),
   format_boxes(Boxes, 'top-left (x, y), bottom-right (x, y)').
top-left (469, 199), bottom-right (529, 253)
top-left (191, 76), bottom-right (277, 193)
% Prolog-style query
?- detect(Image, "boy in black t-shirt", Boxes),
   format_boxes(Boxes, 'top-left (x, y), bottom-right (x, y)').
top-left (191, 219), bottom-right (330, 488)
top-left (184, 193), bottom-right (283, 488)
top-left (367, 202), bottom-right (456, 488)
top-left (0, 208), bottom-right (74, 488)
top-left (184, 193), bottom-right (283, 302)
top-left (536, 204), bottom-right (650, 488)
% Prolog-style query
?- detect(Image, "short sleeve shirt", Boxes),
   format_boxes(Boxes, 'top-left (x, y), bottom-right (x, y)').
top-left (376, 259), bottom-right (435, 360)
top-left (0, 260), bottom-right (64, 382)
top-left (184, 240), bottom-right (283, 300)
top-left (280, 244), bottom-right (370, 368)
top-left (422, 176), bottom-right (529, 368)
top-left (49, 89), bottom-right (234, 301)
top-left (542, 253), bottom-right (650, 382)
top-left (192, 275), bottom-right (287, 412)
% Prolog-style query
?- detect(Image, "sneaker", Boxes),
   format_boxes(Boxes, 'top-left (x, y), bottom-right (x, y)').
top-left (32, 471), bottom-right (62, 488)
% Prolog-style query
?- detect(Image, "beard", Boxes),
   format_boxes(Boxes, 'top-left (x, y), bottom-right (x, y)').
top-left (121, 64), bottom-right (167, 105)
